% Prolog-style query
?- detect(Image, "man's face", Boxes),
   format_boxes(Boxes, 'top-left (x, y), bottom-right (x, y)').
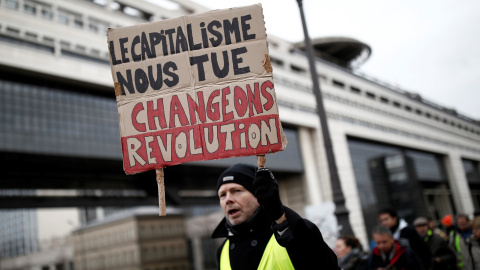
top-left (415, 224), bottom-right (429, 238)
top-left (457, 217), bottom-right (471, 231)
top-left (218, 183), bottom-right (260, 226)
top-left (373, 233), bottom-right (395, 254)
top-left (333, 239), bottom-right (352, 259)
top-left (379, 213), bottom-right (397, 229)
top-left (473, 226), bottom-right (480, 240)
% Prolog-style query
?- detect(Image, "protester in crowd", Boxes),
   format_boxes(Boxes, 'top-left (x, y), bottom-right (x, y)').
top-left (464, 216), bottom-right (480, 270)
top-left (444, 213), bottom-right (471, 269)
top-left (414, 217), bottom-right (457, 270)
top-left (442, 214), bottom-right (455, 235)
top-left (377, 208), bottom-right (432, 269)
top-left (429, 216), bottom-right (449, 241)
top-left (211, 163), bottom-right (338, 269)
top-left (334, 235), bottom-right (368, 270)
top-left (368, 225), bottom-right (424, 270)
top-left (457, 213), bottom-right (473, 240)
top-left (440, 215), bottom-right (453, 229)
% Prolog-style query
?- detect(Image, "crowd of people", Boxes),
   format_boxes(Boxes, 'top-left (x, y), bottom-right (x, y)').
top-left (334, 209), bottom-right (480, 270)
top-left (211, 163), bottom-right (479, 270)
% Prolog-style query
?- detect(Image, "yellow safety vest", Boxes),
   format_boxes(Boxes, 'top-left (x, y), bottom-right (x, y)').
top-left (220, 234), bottom-right (295, 270)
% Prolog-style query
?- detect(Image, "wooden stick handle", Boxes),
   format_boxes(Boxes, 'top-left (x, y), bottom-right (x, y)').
top-left (257, 155), bottom-right (266, 168)
top-left (156, 168), bottom-right (166, 216)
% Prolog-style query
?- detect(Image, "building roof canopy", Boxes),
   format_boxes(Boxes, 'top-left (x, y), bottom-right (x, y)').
top-left (295, 36), bottom-right (372, 69)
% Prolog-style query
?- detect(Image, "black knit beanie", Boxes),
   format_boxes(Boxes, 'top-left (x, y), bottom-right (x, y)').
top-left (216, 163), bottom-right (256, 195)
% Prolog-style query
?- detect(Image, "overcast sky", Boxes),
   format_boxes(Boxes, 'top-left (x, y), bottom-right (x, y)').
top-left (187, 0), bottom-right (480, 120)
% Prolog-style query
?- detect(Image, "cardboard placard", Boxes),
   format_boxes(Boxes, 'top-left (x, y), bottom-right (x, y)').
top-left (107, 4), bottom-right (287, 174)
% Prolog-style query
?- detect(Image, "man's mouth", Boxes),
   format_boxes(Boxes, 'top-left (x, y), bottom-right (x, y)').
top-left (228, 209), bottom-right (240, 216)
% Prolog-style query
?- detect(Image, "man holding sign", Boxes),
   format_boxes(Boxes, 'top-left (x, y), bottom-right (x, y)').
top-left (107, 4), bottom-right (337, 267)
top-left (108, 4), bottom-right (288, 215)
top-left (212, 164), bottom-right (339, 269)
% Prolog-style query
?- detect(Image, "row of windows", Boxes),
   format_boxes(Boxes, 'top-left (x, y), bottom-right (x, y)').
top-left (141, 243), bottom-right (186, 262)
top-left (0, 81), bottom-right (116, 113)
top-left (139, 223), bottom-right (184, 239)
top-left (4, 0), bottom-right (192, 31)
top-left (326, 92), bottom-right (478, 153)
top-left (0, 26), bottom-right (110, 65)
top-left (0, 0), bottom-right (193, 66)
top-left (0, 78), bottom-right (122, 159)
top-left (269, 55), bottom-right (480, 136)
top-left (76, 228), bottom-right (135, 251)
top-left (78, 250), bottom-right (138, 270)
top-left (333, 111), bottom-right (455, 149)
top-left (330, 79), bottom-right (480, 136)
top-left (0, 0), bottom-right (177, 65)
top-left (3, 0), bottom-right (111, 35)
top-left (0, 114), bottom-right (118, 133)
top-left (76, 245), bottom-right (187, 270)
top-left (0, 0), bottom-right (112, 65)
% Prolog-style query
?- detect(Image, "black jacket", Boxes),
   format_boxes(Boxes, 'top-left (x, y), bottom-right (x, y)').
top-left (211, 206), bottom-right (338, 269)
top-left (392, 222), bottom-right (432, 269)
top-left (368, 240), bottom-right (424, 270)
top-left (424, 231), bottom-right (456, 270)
top-left (338, 248), bottom-right (368, 270)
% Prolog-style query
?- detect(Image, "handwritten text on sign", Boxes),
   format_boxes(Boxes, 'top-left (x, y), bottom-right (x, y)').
top-left (107, 4), bottom-right (286, 174)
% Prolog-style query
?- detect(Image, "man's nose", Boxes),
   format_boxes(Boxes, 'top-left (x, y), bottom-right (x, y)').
top-left (225, 192), bottom-right (234, 203)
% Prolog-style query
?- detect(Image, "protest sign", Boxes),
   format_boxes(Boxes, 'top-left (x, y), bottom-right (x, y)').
top-left (107, 4), bottom-right (287, 175)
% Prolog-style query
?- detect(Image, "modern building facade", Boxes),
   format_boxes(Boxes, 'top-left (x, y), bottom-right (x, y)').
top-left (0, 0), bottom-right (479, 263)
top-left (0, 208), bottom-right (38, 259)
top-left (1, 235), bottom-right (73, 270)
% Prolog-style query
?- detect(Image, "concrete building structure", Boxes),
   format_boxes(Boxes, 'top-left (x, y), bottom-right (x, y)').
top-left (72, 207), bottom-right (189, 270)
top-left (184, 208), bottom-right (224, 270)
top-left (0, 0), bottom-right (480, 265)
top-left (252, 33), bottom-right (480, 247)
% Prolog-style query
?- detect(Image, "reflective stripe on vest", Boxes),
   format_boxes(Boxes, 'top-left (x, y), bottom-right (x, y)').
top-left (220, 234), bottom-right (294, 270)
top-left (450, 230), bottom-right (464, 269)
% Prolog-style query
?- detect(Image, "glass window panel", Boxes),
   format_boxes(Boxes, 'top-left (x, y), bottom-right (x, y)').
top-left (405, 150), bottom-right (444, 181)
top-left (24, 3), bottom-right (36, 15)
top-left (0, 77), bottom-right (121, 159)
top-left (41, 8), bottom-right (53, 19)
top-left (463, 159), bottom-right (480, 184)
top-left (347, 138), bottom-right (450, 239)
top-left (5, 0), bottom-right (19, 10)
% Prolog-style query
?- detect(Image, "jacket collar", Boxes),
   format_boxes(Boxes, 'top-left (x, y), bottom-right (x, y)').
top-left (338, 248), bottom-right (361, 265)
top-left (372, 240), bottom-right (406, 265)
top-left (392, 219), bottom-right (408, 239)
top-left (372, 240), bottom-right (404, 256)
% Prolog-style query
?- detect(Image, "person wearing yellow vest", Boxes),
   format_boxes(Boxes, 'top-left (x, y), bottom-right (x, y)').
top-left (211, 163), bottom-right (339, 269)
top-left (443, 214), bottom-right (474, 270)
top-left (413, 216), bottom-right (457, 270)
